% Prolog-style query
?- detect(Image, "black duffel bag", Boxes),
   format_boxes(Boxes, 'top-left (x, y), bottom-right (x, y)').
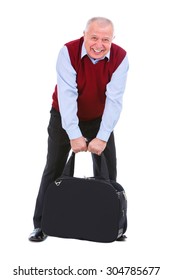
top-left (41, 152), bottom-right (127, 242)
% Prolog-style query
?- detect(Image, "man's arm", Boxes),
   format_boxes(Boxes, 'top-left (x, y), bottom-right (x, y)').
top-left (56, 46), bottom-right (87, 152)
top-left (97, 54), bottom-right (129, 141)
top-left (88, 55), bottom-right (129, 154)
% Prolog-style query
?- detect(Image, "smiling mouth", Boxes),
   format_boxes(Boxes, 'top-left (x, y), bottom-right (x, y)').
top-left (92, 48), bottom-right (103, 53)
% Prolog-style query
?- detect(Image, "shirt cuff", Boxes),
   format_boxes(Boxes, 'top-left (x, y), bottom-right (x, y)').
top-left (96, 129), bottom-right (111, 142)
top-left (66, 126), bottom-right (82, 140)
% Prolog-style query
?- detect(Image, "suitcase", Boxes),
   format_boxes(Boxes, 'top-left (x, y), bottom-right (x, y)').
top-left (41, 152), bottom-right (127, 242)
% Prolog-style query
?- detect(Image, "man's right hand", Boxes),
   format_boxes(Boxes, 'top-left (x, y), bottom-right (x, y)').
top-left (70, 137), bottom-right (88, 153)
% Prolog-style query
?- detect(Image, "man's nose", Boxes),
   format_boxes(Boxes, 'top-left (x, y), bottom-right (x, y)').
top-left (95, 39), bottom-right (103, 48)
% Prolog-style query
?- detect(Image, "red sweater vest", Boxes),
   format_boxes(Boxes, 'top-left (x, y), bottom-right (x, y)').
top-left (52, 37), bottom-right (126, 121)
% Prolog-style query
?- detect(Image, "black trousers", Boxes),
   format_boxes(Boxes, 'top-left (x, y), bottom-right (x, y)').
top-left (33, 108), bottom-right (117, 228)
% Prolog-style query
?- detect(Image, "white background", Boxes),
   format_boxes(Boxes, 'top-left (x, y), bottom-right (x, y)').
top-left (0, 0), bottom-right (173, 279)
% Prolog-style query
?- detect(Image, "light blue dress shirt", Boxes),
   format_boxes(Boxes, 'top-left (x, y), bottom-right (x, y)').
top-left (56, 43), bottom-right (129, 142)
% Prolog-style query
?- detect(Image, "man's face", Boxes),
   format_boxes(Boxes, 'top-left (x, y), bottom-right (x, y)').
top-left (83, 21), bottom-right (114, 59)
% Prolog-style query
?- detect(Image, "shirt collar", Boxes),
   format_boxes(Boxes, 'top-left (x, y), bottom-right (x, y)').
top-left (81, 43), bottom-right (110, 62)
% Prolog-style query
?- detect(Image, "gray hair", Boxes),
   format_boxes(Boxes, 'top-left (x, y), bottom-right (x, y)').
top-left (84, 17), bottom-right (114, 34)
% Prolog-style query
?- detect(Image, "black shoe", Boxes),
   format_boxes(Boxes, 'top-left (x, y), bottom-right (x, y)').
top-left (28, 228), bottom-right (47, 242)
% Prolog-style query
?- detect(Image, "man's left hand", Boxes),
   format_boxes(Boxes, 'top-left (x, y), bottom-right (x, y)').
top-left (87, 138), bottom-right (107, 155)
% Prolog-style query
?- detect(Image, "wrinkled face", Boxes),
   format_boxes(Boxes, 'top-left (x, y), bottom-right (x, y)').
top-left (83, 21), bottom-right (114, 59)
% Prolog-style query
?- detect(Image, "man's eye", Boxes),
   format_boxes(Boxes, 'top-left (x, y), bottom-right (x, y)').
top-left (102, 38), bottom-right (110, 43)
top-left (91, 37), bottom-right (97, 41)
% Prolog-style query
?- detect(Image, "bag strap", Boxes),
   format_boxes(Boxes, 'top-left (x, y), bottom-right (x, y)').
top-left (62, 151), bottom-right (110, 180)
top-left (62, 152), bottom-right (76, 177)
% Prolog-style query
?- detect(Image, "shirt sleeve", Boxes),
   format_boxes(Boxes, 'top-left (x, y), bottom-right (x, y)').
top-left (96, 54), bottom-right (129, 142)
top-left (56, 46), bottom-right (82, 139)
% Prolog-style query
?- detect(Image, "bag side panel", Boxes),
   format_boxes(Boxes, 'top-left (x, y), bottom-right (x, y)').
top-left (42, 177), bottom-right (120, 242)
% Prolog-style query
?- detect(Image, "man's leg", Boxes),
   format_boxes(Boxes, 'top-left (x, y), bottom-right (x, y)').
top-left (32, 109), bottom-right (71, 229)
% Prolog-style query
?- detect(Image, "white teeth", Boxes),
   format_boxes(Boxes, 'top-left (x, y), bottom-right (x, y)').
top-left (93, 49), bottom-right (102, 53)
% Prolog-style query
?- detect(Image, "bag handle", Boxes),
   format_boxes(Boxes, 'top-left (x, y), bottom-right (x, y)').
top-left (62, 151), bottom-right (110, 180)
